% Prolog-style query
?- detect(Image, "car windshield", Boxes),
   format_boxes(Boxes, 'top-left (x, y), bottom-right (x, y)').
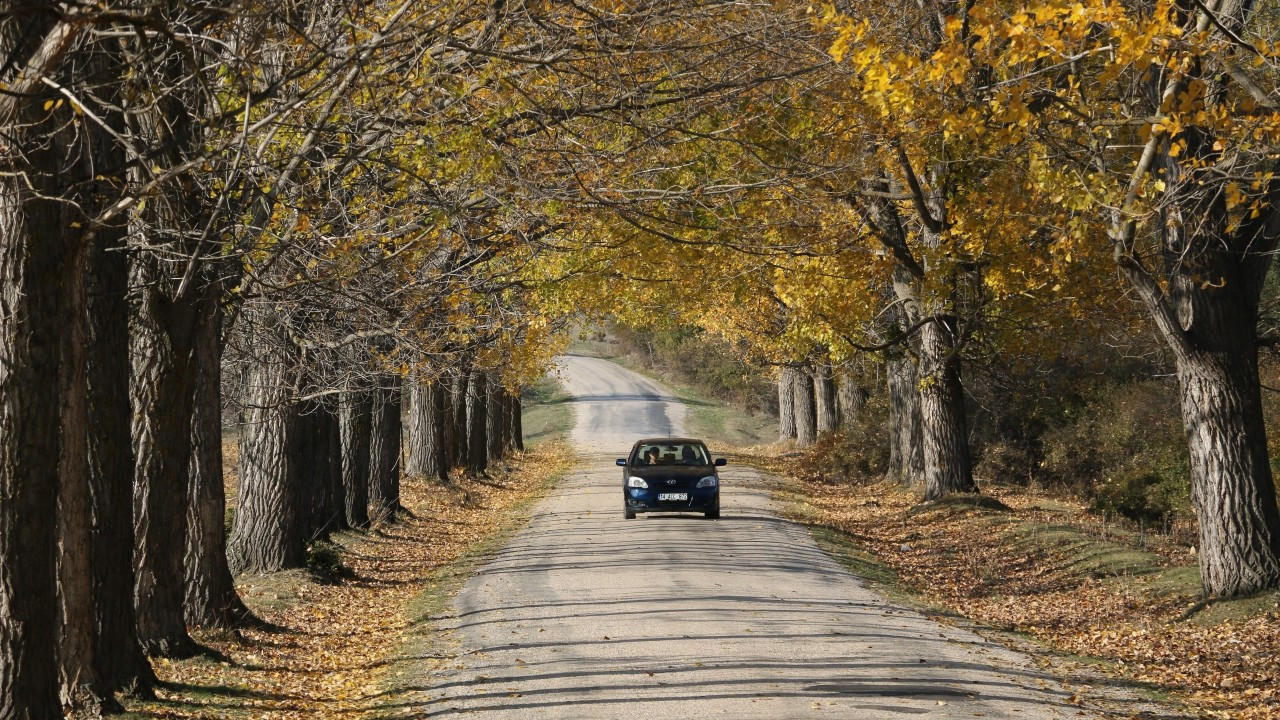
top-left (632, 442), bottom-right (710, 466)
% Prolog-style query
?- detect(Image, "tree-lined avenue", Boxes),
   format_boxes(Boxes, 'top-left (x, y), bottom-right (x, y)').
top-left (413, 357), bottom-right (1097, 719)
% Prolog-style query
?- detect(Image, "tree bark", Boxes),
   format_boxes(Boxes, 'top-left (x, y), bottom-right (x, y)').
top-left (777, 367), bottom-right (798, 441)
top-left (57, 224), bottom-right (100, 714)
top-left (814, 364), bottom-right (839, 435)
top-left (128, 253), bottom-right (201, 658)
top-left (502, 392), bottom-right (520, 454)
top-left (466, 370), bottom-right (489, 475)
top-left (1119, 162), bottom-right (1280, 596)
top-left (408, 375), bottom-right (447, 481)
top-left (512, 391), bottom-right (524, 452)
top-left (85, 195), bottom-right (156, 699)
top-left (793, 366), bottom-right (817, 448)
top-left (0, 25), bottom-right (69, 709)
top-left (299, 399), bottom-right (345, 539)
top-left (837, 372), bottom-right (870, 428)
top-left (340, 390), bottom-right (372, 529)
top-left (886, 351), bottom-right (924, 485)
top-left (448, 369), bottom-right (468, 468)
top-left (486, 375), bottom-right (505, 462)
top-left (228, 315), bottom-right (306, 574)
top-left (185, 286), bottom-right (254, 628)
top-left (918, 316), bottom-right (977, 500)
top-left (369, 381), bottom-right (403, 523)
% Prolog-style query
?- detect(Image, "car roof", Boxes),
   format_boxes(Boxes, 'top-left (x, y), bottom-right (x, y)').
top-left (632, 437), bottom-right (706, 446)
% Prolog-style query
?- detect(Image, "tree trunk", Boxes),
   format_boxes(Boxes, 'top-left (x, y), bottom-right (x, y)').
top-left (85, 199), bottom-right (155, 698)
top-left (340, 390), bottom-right (372, 529)
top-left (448, 369), bottom-right (468, 468)
top-left (369, 382), bottom-right (402, 523)
top-left (512, 391), bottom-right (524, 452)
top-left (299, 399), bottom-right (345, 539)
top-left (814, 364), bottom-right (839, 435)
top-left (58, 232), bottom-right (100, 714)
top-left (185, 286), bottom-right (254, 628)
top-left (502, 392), bottom-right (520, 454)
top-left (886, 352), bottom-right (924, 485)
top-left (918, 316), bottom-right (977, 500)
top-left (837, 372), bottom-right (870, 428)
top-left (408, 376), bottom-right (447, 481)
top-left (793, 366), bottom-right (818, 447)
top-left (128, 253), bottom-right (201, 658)
top-left (1116, 58), bottom-right (1280, 594)
top-left (228, 316), bottom-right (306, 574)
top-left (0, 46), bottom-right (69, 713)
top-left (466, 370), bottom-right (489, 475)
top-left (1119, 175), bottom-right (1280, 596)
top-left (486, 375), bottom-right (505, 462)
top-left (777, 367), bottom-right (798, 441)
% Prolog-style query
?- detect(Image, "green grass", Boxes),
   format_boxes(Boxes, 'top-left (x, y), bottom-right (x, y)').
top-left (521, 374), bottom-right (573, 446)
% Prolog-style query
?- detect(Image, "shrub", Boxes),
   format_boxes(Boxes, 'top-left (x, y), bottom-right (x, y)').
top-left (794, 402), bottom-right (890, 485)
top-left (1039, 379), bottom-right (1191, 522)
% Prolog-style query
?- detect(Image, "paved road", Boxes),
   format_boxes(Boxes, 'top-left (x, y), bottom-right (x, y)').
top-left (415, 355), bottom-right (1091, 719)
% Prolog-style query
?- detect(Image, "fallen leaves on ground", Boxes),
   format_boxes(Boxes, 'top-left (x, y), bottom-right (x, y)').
top-left (782, 476), bottom-right (1280, 720)
top-left (126, 444), bottom-right (572, 719)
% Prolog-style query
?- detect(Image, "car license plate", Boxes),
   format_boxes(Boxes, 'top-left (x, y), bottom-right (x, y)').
top-left (658, 493), bottom-right (688, 501)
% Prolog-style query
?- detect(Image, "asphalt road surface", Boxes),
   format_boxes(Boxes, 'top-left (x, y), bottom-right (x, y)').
top-left (416, 355), bottom-right (1094, 719)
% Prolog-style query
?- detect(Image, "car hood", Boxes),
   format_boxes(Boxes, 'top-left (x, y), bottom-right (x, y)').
top-left (628, 466), bottom-right (714, 481)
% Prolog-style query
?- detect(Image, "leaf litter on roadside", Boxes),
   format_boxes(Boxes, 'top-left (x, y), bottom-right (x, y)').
top-left (781, 475), bottom-right (1280, 720)
top-left (127, 443), bottom-right (572, 719)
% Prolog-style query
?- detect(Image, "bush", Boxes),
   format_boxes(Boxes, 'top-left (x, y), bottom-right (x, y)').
top-left (1039, 379), bottom-right (1191, 522)
top-left (794, 402), bottom-right (890, 484)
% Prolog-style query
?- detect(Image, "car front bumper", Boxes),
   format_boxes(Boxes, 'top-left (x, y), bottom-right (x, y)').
top-left (624, 487), bottom-right (719, 513)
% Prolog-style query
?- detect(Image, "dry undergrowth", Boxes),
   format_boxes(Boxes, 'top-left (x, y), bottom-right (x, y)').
top-left (125, 444), bottom-right (571, 719)
top-left (782, 474), bottom-right (1280, 720)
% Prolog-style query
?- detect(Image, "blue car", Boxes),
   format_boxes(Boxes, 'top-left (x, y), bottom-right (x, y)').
top-left (617, 438), bottom-right (726, 520)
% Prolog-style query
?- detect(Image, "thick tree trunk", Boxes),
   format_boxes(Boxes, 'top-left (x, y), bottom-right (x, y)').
top-left (0, 59), bottom-right (68, 715)
top-left (369, 382), bottom-right (402, 523)
top-left (486, 375), bottom-right (505, 462)
top-left (407, 377), bottom-right (431, 477)
top-left (512, 391), bottom-right (524, 452)
top-left (440, 377), bottom-right (457, 470)
top-left (1118, 81), bottom-right (1280, 594)
top-left (448, 370), bottom-right (468, 468)
top-left (793, 366), bottom-right (818, 447)
top-left (777, 367), bottom-right (798, 441)
top-left (837, 372), bottom-right (870, 428)
top-left (85, 206), bottom-right (155, 698)
top-left (340, 390), bottom-right (372, 529)
top-left (124, 12), bottom-right (215, 657)
top-left (299, 399), bottom-right (345, 538)
top-left (814, 365), bottom-right (839, 435)
top-left (918, 317), bottom-right (976, 500)
top-left (466, 370), bottom-right (489, 475)
top-left (502, 392), bottom-right (520, 454)
top-left (185, 287), bottom-right (253, 628)
top-left (1175, 346), bottom-right (1280, 596)
top-left (228, 318), bottom-right (306, 574)
top-left (128, 254), bottom-right (201, 658)
top-left (57, 232), bottom-right (100, 714)
top-left (886, 352), bottom-right (924, 485)
top-left (408, 376), bottom-right (447, 481)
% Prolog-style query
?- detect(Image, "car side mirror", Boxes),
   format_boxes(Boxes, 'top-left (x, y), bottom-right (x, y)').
top-left (616, 458), bottom-right (627, 466)
top-left (714, 458), bottom-right (727, 467)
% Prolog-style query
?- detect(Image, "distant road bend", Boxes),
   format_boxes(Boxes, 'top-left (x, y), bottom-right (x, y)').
top-left (414, 355), bottom-right (1098, 719)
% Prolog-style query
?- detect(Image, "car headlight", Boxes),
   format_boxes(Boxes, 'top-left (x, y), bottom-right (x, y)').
top-left (696, 476), bottom-right (717, 488)
top-left (627, 477), bottom-right (648, 488)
